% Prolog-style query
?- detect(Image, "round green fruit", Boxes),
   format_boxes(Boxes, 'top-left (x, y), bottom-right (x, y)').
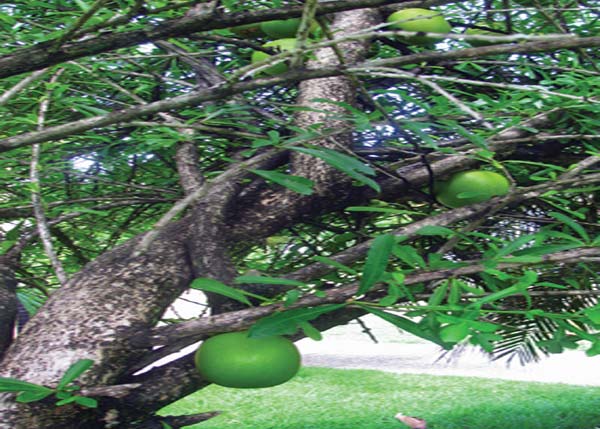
top-left (435, 170), bottom-right (510, 208)
top-left (387, 8), bottom-right (451, 46)
top-left (251, 38), bottom-right (298, 76)
top-left (261, 18), bottom-right (302, 39)
top-left (194, 331), bottom-right (301, 388)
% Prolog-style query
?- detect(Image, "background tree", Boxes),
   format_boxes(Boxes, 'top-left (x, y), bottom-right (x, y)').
top-left (0, 0), bottom-right (599, 427)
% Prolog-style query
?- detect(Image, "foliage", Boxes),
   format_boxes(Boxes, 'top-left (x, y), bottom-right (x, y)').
top-left (0, 0), bottom-right (599, 425)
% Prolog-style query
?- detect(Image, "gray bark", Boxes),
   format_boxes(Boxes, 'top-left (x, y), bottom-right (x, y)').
top-left (0, 8), bottom-right (382, 426)
top-left (0, 257), bottom-right (17, 360)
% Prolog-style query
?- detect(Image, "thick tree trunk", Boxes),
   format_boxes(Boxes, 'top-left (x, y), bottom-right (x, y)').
top-left (0, 8), bottom-right (380, 428)
top-left (0, 223), bottom-right (195, 428)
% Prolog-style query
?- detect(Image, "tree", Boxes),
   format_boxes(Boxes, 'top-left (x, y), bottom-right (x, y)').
top-left (0, 0), bottom-right (599, 427)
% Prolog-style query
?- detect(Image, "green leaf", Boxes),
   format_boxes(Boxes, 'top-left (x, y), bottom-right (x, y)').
top-left (379, 281), bottom-right (402, 306)
top-left (584, 305), bottom-right (600, 324)
top-left (234, 275), bottom-right (306, 287)
top-left (360, 306), bottom-right (449, 348)
top-left (467, 285), bottom-right (521, 309)
top-left (15, 390), bottom-right (54, 403)
top-left (298, 321), bottom-right (323, 341)
top-left (73, 396), bottom-right (98, 408)
top-left (548, 211), bottom-right (590, 243)
top-left (290, 146), bottom-right (380, 192)
top-left (493, 234), bottom-right (537, 258)
top-left (428, 281), bottom-right (449, 306)
top-left (440, 323), bottom-right (470, 343)
top-left (251, 170), bottom-right (314, 195)
top-left (249, 304), bottom-right (346, 338)
top-left (191, 278), bottom-right (251, 306)
top-left (57, 359), bottom-right (94, 391)
top-left (0, 377), bottom-right (52, 393)
top-left (358, 234), bottom-right (395, 295)
top-left (448, 281), bottom-right (461, 305)
top-left (284, 289), bottom-right (301, 307)
top-left (393, 245), bottom-right (427, 269)
top-left (586, 341), bottom-right (600, 357)
top-left (55, 395), bottom-right (78, 406)
top-left (470, 333), bottom-right (503, 352)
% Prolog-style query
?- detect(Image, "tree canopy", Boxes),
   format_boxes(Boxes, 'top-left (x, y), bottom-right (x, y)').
top-left (0, 0), bottom-right (599, 428)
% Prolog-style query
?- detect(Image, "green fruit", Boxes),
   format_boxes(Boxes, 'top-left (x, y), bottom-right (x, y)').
top-left (261, 18), bottom-right (302, 39)
top-left (466, 27), bottom-right (505, 47)
top-left (435, 170), bottom-right (510, 208)
top-left (251, 38), bottom-right (298, 76)
top-left (387, 8), bottom-right (451, 46)
top-left (194, 331), bottom-right (301, 388)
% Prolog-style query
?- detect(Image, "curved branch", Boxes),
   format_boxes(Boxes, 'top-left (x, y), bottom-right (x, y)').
top-left (144, 241), bottom-right (600, 347)
top-left (0, 0), bottom-right (425, 79)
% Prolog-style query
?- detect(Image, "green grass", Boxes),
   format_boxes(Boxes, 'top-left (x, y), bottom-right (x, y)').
top-left (160, 367), bottom-right (600, 429)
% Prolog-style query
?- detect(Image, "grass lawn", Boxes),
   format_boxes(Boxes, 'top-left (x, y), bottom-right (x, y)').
top-left (160, 367), bottom-right (600, 429)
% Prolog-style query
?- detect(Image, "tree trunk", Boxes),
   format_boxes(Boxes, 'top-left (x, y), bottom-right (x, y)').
top-left (0, 8), bottom-right (380, 428)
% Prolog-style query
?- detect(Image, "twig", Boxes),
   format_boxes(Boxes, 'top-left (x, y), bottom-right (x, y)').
top-left (290, 0), bottom-right (319, 69)
top-left (0, 69), bottom-right (48, 106)
top-left (559, 155), bottom-right (600, 180)
top-left (356, 67), bottom-right (599, 104)
top-left (356, 317), bottom-right (379, 343)
top-left (411, 75), bottom-right (494, 130)
top-left (30, 69), bottom-right (68, 285)
top-left (131, 149), bottom-right (278, 257)
top-left (51, 0), bottom-right (109, 52)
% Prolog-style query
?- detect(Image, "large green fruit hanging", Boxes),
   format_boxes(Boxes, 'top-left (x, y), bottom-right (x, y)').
top-left (435, 170), bottom-right (510, 208)
top-left (194, 331), bottom-right (301, 388)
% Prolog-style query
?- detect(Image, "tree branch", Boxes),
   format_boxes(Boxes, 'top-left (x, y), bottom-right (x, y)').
top-left (143, 244), bottom-right (600, 347)
top-left (0, 0), bottom-right (445, 79)
top-left (30, 69), bottom-right (68, 285)
top-left (2, 36), bottom-right (599, 153)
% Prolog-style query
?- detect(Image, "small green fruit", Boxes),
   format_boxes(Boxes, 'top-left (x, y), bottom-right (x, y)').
top-left (387, 8), bottom-right (451, 46)
top-left (435, 170), bottom-right (510, 208)
top-left (251, 38), bottom-right (298, 75)
top-left (195, 331), bottom-right (301, 388)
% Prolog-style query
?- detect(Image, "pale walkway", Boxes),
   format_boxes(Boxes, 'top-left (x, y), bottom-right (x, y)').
top-left (296, 316), bottom-right (600, 386)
